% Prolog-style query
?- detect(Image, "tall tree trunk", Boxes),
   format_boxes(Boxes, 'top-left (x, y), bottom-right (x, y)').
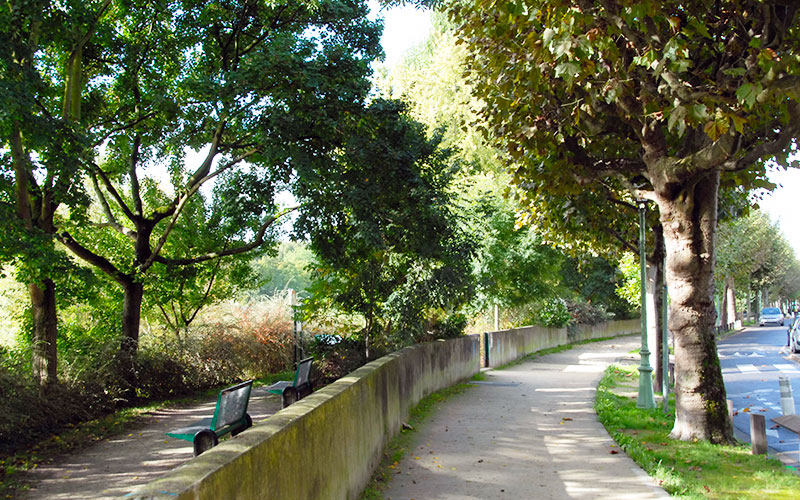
top-left (11, 124), bottom-right (59, 388)
top-left (725, 277), bottom-right (736, 327)
top-left (656, 170), bottom-right (733, 444)
top-left (30, 279), bottom-right (58, 387)
top-left (118, 280), bottom-right (144, 392)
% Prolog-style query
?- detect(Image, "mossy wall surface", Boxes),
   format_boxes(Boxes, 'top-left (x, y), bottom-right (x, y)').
top-left (127, 336), bottom-right (480, 500)
top-left (570, 318), bottom-right (641, 342)
top-left (486, 319), bottom-right (640, 367)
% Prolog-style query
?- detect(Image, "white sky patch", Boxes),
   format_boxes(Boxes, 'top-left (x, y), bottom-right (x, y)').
top-left (760, 162), bottom-right (800, 258)
top-left (368, 1), bottom-right (431, 68)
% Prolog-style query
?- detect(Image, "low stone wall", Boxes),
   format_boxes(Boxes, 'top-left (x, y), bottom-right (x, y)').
top-left (127, 336), bottom-right (480, 500)
top-left (487, 325), bottom-right (567, 367)
top-left (128, 318), bottom-right (639, 500)
top-left (570, 318), bottom-right (642, 343)
top-left (486, 318), bottom-right (641, 367)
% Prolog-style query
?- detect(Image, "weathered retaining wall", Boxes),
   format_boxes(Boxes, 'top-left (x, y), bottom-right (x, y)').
top-left (127, 336), bottom-right (480, 500)
top-left (128, 318), bottom-right (639, 500)
top-left (570, 318), bottom-right (642, 343)
top-left (486, 325), bottom-right (567, 367)
top-left (486, 318), bottom-right (641, 367)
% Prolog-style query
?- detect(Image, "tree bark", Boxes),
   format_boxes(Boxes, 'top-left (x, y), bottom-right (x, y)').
top-left (656, 169), bottom-right (734, 444)
top-left (30, 279), bottom-right (58, 387)
top-left (118, 280), bottom-right (144, 391)
top-left (722, 276), bottom-right (736, 327)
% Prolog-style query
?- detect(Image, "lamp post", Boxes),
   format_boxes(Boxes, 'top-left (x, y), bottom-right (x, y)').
top-left (637, 199), bottom-right (656, 409)
top-left (662, 257), bottom-right (670, 413)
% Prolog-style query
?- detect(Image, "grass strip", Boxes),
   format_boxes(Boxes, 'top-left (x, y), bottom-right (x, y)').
top-left (596, 364), bottom-right (800, 499)
top-left (359, 376), bottom-right (477, 499)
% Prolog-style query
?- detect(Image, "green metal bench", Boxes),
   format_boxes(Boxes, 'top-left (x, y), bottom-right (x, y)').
top-left (166, 380), bottom-right (253, 456)
top-left (267, 357), bottom-right (313, 408)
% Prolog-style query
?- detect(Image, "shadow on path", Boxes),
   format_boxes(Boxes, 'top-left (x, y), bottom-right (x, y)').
top-left (18, 387), bottom-right (282, 499)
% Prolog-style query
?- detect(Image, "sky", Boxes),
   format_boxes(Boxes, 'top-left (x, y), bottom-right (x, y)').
top-left (369, 2), bottom-right (432, 67)
top-left (760, 167), bottom-right (800, 256)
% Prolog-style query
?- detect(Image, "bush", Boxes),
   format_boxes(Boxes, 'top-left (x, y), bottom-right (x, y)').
top-left (305, 336), bottom-right (366, 384)
top-left (0, 348), bottom-right (116, 456)
top-left (531, 298), bottom-right (571, 328)
top-left (567, 299), bottom-right (612, 325)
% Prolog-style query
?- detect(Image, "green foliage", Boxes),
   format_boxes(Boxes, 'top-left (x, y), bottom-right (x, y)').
top-left (616, 252), bottom-right (642, 309)
top-left (530, 298), bottom-right (571, 328)
top-left (298, 99), bottom-right (475, 354)
top-left (252, 241), bottom-right (315, 297)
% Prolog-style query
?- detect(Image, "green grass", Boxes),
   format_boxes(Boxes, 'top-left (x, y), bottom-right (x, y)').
top-left (360, 382), bottom-right (473, 500)
top-left (596, 365), bottom-right (800, 499)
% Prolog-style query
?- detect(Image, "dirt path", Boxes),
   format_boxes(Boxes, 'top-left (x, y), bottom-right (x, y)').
top-left (18, 387), bottom-right (282, 499)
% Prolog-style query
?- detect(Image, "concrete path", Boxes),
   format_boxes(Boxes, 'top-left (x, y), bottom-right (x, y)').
top-left (382, 336), bottom-right (670, 500)
top-left (17, 387), bottom-right (282, 499)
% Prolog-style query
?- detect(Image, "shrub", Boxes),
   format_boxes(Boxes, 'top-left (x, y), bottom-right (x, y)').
top-left (305, 336), bottom-right (366, 384)
top-left (567, 299), bottom-right (612, 325)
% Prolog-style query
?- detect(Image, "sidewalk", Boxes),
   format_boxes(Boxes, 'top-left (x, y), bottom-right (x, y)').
top-left (17, 387), bottom-right (282, 499)
top-left (382, 336), bottom-right (670, 500)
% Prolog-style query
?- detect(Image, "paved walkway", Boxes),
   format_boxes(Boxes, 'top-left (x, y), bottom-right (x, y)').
top-left (18, 388), bottom-right (282, 499)
top-left (382, 336), bottom-right (670, 500)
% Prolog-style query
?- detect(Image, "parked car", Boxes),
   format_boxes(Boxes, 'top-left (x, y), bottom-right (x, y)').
top-left (788, 317), bottom-right (800, 353)
top-left (759, 307), bottom-right (785, 326)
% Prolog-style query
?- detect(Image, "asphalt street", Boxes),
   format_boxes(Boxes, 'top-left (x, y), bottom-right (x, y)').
top-left (719, 324), bottom-right (800, 467)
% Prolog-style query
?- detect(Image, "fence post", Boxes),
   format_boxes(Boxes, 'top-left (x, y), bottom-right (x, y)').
top-left (483, 332), bottom-right (490, 368)
top-left (750, 413), bottom-right (768, 455)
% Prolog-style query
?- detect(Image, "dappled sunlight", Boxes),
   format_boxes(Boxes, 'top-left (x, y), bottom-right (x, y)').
top-left (19, 392), bottom-right (282, 499)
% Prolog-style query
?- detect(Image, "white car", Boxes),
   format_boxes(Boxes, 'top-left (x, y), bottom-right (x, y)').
top-left (760, 307), bottom-right (785, 326)
top-left (788, 317), bottom-right (800, 353)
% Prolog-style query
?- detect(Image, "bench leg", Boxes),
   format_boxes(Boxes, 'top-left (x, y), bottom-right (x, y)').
top-left (282, 387), bottom-right (298, 408)
top-left (193, 430), bottom-right (219, 457)
top-left (231, 414), bottom-right (253, 437)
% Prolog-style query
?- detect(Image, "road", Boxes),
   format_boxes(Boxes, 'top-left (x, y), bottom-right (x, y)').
top-left (719, 323), bottom-right (800, 467)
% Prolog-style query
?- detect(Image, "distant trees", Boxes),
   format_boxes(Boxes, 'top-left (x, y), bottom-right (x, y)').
top-left (716, 210), bottom-right (800, 321)
top-left (377, 14), bottom-right (633, 329)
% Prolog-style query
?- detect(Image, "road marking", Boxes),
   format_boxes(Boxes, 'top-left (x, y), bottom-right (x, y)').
top-left (738, 364), bottom-right (759, 373)
top-left (775, 364), bottom-right (800, 374)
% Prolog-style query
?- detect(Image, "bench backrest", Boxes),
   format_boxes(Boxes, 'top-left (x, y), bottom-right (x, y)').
top-left (211, 380), bottom-right (253, 431)
top-left (293, 357), bottom-right (313, 388)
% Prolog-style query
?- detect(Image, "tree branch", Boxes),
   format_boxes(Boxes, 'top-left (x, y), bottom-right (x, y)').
top-left (154, 206), bottom-right (299, 266)
top-left (141, 147), bottom-right (259, 272)
top-left (58, 230), bottom-right (130, 285)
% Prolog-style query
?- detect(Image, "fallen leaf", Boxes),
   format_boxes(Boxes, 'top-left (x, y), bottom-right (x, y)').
top-left (610, 450), bottom-right (619, 454)
top-left (562, 417), bottom-right (573, 421)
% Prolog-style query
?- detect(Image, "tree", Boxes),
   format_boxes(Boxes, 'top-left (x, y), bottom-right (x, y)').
top-left (448, 1), bottom-right (800, 443)
top-left (296, 99), bottom-right (474, 358)
top-left (5, 0), bottom-right (382, 388)
top-left (1, 0), bottom-right (115, 386)
top-left (252, 241), bottom-right (315, 297)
